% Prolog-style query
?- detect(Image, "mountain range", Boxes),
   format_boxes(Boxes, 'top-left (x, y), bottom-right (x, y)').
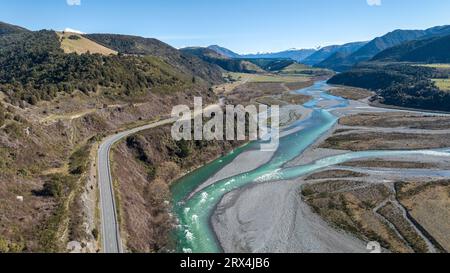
top-left (303, 41), bottom-right (368, 66)
top-left (372, 34), bottom-right (450, 63)
top-left (206, 45), bottom-right (316, 62)
top-left (318, 25), bottom-right (450, 71)
top-left (239, 48), bottom-right (317, 62)
top-left (206, 25), bottom-right (450, 72)
top-left (180, 47), bottom-right (264, 73)
top-left (207, 45), bottom-right (241, 58)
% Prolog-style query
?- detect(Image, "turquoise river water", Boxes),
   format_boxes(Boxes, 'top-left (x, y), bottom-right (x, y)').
top-left (170, 81), bottom-right (450, 253)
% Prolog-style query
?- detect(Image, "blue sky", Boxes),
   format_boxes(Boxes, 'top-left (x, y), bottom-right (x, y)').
top-left (1, 0), bottom-right (449, 53)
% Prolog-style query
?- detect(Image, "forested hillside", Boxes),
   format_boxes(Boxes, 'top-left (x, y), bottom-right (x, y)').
top-left (85, 34), bottom-right (223, 83)
top-left (0, 30), bottom-right (223, 107)
top-left (328, 63), bottom-right (450, 111)
top-left (180, 47), bottom-right (263, 73)
top-left (0, 22), bottom-right (29, 35)
top-left (372, 34), bottom-right (450, 63)
top-left (0, 21), bottom-right (226, 253)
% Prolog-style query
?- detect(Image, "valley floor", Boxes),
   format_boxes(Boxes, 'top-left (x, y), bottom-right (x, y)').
top-left (210, 87), bottom-right (450, 253)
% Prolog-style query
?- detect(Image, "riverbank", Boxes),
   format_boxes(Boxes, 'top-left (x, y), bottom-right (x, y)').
top-left (208, 83), bottom-right (450, 253)
top-left (212, 179), bottom-right (368, 253)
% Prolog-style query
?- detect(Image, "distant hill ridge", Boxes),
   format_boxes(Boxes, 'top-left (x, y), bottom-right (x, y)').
top-left (207, 45), bottom-right (241, 58)
top-left (180, 47), bottom-right (264, 73)
top-left (372, 34), bottom-right (450, 63)
top-left (0, 21), bottom-right (30, 35)
top-left (0, 21), bottom-right (224, 106)
top-left (239, 48), bottom-right (316, 62)
top-left (206, 45), bottom-right (317, 62)
top-left (319, 25), bottom-right (450, 71)
top-left (304, 41), bottom-right (368, 66)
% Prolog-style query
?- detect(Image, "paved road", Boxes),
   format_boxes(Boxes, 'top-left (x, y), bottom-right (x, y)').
top-left (97, 104), bottom-right (220, 253)
top-left (97, 118), bottom-right (175, 253)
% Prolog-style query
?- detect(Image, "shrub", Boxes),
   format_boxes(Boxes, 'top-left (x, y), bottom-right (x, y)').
top-left (126, 135), bottom-right (153, 164)
top-left (0, 104), bottom-right (5, 126)
top-left (301, 187), bottom-right (315, 197)
top-left (175, 140), bottom-right (191, 158)
top-left (69, 145), bottom-right (90, 175)
top-left (36, 174), bottom-right (75, 199)
top-left (145, 179), bottom-right (169, 207)
top-left (0, 237), bottom-right (9, 253)
top-left (68, 35), bottom-right (81, 40)
top-left (92, 228), bottom-right (99, 240)
top-left (147, 165), bottom-right (157, 181)
top-left (41, 179), bottom-right (63, 198)
top-left (3, 122), bottom-right (23, 137)
top-left (156, 161), bottom-right (181, 182)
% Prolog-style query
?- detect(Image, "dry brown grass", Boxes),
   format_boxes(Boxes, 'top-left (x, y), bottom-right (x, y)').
top-left (305, 170), bottom-right (367, 180)
top-left (397, 182), bottom-right (450, 252)
top-left (378, 202), bottom-right (428, 253)
top-left (328, 87), bottom-right (374, 100)
top-left (301, 181), bottom-right (411, 252)
top-left (340, 160), bottom-right (438, 169)
top-left (279, 93), bottom-right (312, 105)
top-left (320, 131), bottom-right (450, 151)
top-left (57, 32), bottom-right (117, 55)
top-left (339, 113), bottom-right (450, 130)
top-left (226, 81), bottom-right (314, 105)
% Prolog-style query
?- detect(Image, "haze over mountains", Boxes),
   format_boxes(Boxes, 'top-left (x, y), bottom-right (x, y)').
top-left (205, 24), bottom-right (450, 72)
top-left (206, 45), bottom-right (316, 63)
top-left (304, 42), bottom-right (368, 66)
top-left (239, 48), bottom-right (316, 62)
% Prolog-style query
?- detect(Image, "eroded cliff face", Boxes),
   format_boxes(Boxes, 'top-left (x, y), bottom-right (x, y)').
top-left (112, 124), bottom-right (244, 253)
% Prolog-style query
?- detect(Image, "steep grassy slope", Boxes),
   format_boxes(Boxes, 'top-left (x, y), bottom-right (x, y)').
top-left (57, 32), bottom-right (117, 55)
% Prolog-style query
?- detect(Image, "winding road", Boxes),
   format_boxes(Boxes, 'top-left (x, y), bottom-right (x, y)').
top-left (97, 104), bottom-right (220, 253)
top-left (98, 118), bottom-right (175, 253)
